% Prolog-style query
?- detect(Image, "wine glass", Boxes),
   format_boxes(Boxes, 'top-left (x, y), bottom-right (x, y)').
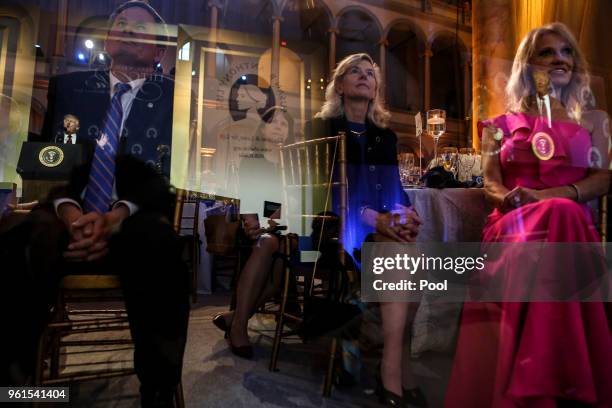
top-left (459, 147), bottom-right (476, 181)
top-left (398, 153), bottom-right (415, 186)
top-left (405, 153), bottom-right (416, 185)
top-left (427, 109), bottom-right (446, 167)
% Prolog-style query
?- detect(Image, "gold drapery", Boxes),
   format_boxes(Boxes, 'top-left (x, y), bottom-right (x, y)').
top-left (472, 0), bottom-right (514, 151)
top-left (512, 0), bottom-right (594, 45)
top-left (473, 0), bottom-right (612, 150)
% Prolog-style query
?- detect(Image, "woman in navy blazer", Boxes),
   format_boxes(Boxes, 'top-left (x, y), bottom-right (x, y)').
top-left (312, 53), bottom-right (425, 408)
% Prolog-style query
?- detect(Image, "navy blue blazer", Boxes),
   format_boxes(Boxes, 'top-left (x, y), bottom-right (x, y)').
top-left (306, 116), bottom-right (410, 210)
top-left (306, 116), bottom-right (411, 255)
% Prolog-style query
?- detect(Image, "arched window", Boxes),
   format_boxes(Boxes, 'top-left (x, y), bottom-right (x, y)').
top-left (336, 8), bottom-right (380, 64)
top-left (287, 0), bottom-right (331, 119)
top-left (386, 22), bottom-right (424, 112)
top-left (430, 33), bottom-right (467, 119)
top-left (288, 0), bottom-right (331, 79)
top-left (217, 0), bottom-right (274, 37)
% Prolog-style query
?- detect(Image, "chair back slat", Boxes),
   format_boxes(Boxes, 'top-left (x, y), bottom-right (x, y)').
top-left (325, 142), bottom-right (330, 182)
top-left (305, 144), bottom-right (312, 187)
top-left (173, 188), bottom-right (186, 234)
top-left (314, 144), bottom-right (320, 185)
top-left (280, 133), bottom-right (347, 277)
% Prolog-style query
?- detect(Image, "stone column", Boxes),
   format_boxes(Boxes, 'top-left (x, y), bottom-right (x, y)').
top-left (206, 0), bottom-right (222, 78)
top-left (472, 0), bottom-right (514, 151)
top-left (328, 27), bottom-right (338, 74)
top-left (378, 38), bottom-right (388, 101)
top-left (423, 44), bottom-right (432, 111)
top-left (271, 15), bottom-right (282, 88)
top-left (464, 51), bottom-right (472, 146)
top-left (51, 0), bottom-right (69, 74)
top-left (53, 0), bottom-right (68, 57)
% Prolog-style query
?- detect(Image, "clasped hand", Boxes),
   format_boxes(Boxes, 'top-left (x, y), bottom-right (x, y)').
top-left (501, 186), bottom-right (545, 213)
top-left (375, 205), bottom-right (422, 243)
top-left (59, 204), bottom-right (128, 261)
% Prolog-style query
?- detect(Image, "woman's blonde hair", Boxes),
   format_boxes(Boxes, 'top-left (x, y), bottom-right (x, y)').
top-left (506, 22), bottom-right (594, 118)
top-left (315, 53), bottom-right (391, 128)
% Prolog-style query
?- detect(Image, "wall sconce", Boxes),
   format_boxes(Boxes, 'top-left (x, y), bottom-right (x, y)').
top-left (200, 147), bottom-right (216, 174)
top-left (201, 147), bottom-right (216, 158)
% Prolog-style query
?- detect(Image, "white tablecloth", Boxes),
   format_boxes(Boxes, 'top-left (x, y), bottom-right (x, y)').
top-left (404, 187), bottom-right (492, 356)
top-left (405, 188), bottom-right (491, 242)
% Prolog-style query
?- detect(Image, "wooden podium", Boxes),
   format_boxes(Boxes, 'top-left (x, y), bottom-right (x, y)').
top-left (17, 142), bottom-right (85, 202)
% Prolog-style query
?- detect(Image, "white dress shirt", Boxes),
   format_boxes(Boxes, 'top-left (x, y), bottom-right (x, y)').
top-left (54, 72), bottom-right (148, 216)
top-left (63, 133), bottom-right (77, 144)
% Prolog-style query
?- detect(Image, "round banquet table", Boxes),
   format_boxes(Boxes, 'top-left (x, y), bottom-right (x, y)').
top-left (403, 187), bottom-right (492, 356)
top-left (404, 187), bottom-right (491, 242)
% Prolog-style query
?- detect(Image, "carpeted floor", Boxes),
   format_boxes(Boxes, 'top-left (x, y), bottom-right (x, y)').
top-left (52, 293), bottom-right (453, 407)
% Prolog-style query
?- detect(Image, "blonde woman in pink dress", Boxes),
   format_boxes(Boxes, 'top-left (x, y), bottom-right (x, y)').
top-left (445, 22), bottom-right (611, 407)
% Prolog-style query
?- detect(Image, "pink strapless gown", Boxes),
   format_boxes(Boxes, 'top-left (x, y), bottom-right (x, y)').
top-left (445, 113), bottom-right (612, 408)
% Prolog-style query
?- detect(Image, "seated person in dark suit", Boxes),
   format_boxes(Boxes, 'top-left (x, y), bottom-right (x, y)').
top-left (1, 2), bottom-right (189, 405)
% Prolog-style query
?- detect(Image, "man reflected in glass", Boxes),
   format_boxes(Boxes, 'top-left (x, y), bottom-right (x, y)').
top-left (2, 2), bottom-right (189, 405)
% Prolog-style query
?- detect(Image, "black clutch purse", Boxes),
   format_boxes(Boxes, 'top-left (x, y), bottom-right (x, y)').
top-left (420, 166), bottom-right (466, 188)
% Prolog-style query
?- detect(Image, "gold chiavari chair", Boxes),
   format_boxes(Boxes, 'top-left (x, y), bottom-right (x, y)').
top-left (269, 132), bottom-right (354, 397)
top-left (174, 189), bottom-right (202, 303)
top-left (599, 195), bottom-right (607, 243)
top-left (34, 189), bottom-right (189, 408)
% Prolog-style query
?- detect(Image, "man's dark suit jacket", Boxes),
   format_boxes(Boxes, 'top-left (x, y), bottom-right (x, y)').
top-left (41, 70), bottom-right (175, 215)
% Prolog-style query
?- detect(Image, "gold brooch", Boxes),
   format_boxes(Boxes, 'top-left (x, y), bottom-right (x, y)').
top-left (531, 132), bottom-right (554, 161)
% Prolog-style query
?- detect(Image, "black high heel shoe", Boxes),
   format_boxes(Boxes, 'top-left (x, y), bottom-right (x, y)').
top-left (378, 386), bottom-right (404, 407)
top-left (375, 364), bottom-right (428, 408)
top-left (212, 313), bottom-right (229, 339)
top-left (376, 369), bottom-right (404, 407)
top-left (227, 331), bottom-right (253, 359)
top-left (402, 387), bottom-right (428, 407)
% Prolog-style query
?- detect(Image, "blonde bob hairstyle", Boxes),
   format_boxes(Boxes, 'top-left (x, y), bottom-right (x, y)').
top-left (506, 22), bottom-right (594, 118)
top-left (315, 53), bottom-right (391, 128)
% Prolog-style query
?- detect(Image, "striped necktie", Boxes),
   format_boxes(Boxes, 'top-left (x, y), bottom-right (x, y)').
top-left (83, 82), bottom-right (132, 214)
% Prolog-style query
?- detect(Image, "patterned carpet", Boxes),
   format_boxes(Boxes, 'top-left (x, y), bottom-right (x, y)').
top-left (52, 294), bottom-right (452, 407)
